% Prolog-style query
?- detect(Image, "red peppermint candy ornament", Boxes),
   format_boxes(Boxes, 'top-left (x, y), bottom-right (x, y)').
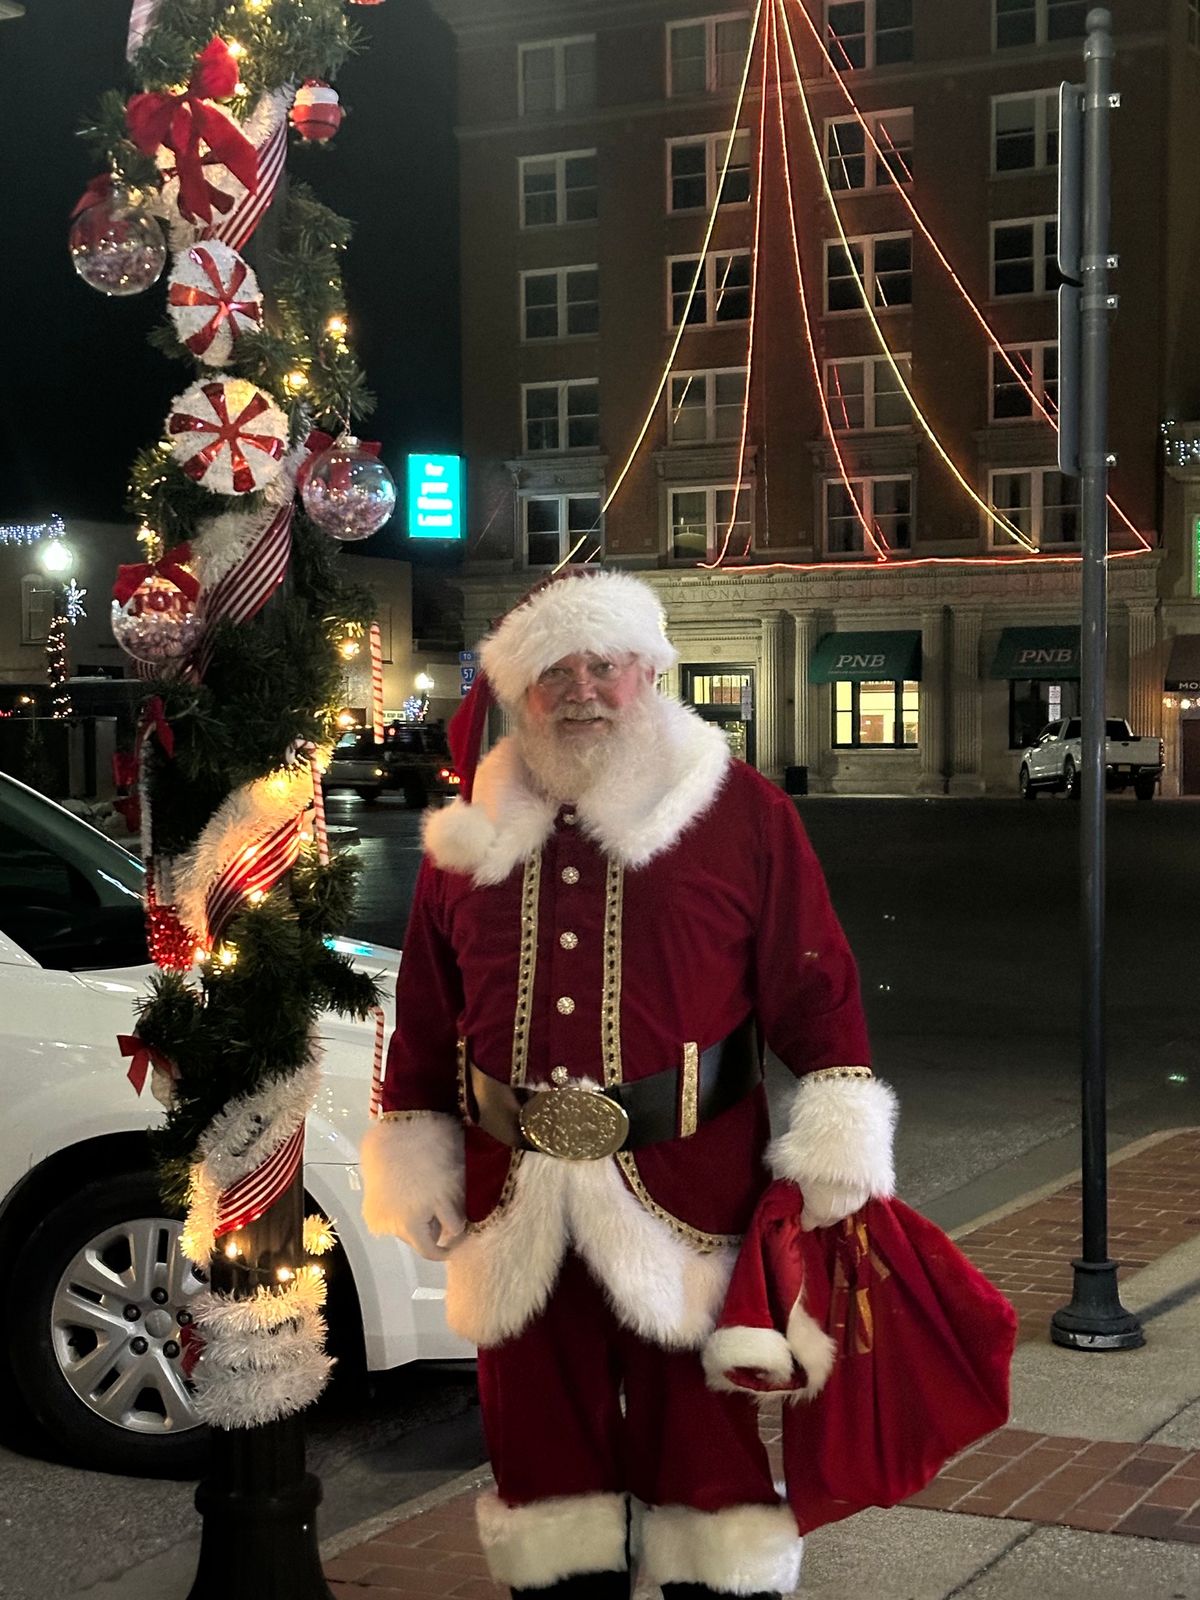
top-left (167, 243), bottom-right (263, 365)
top-left (290, 80), bottom-right (343, 143)
top-left (167, 376), bottom-right (288, 496)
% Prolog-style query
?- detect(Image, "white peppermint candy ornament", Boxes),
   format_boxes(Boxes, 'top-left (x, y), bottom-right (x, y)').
top-left (167, 376), bottom-right (289, 496)
top-left (167, 243), bottom-right (263, 366)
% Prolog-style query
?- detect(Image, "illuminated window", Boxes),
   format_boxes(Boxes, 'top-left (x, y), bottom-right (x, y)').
top-left (522, 381), bottom-right (600, 452)
top-left (669, 485), bottom-right (753, 560)
top-left (992, 90), bottom-right (1058, 173)
top-left (833, 680), bottom-right (919, 747)
top-left (519, 37), bottom-right (596, 116)
top-left (824, 233), bottom-right (912, 312)
top-left (994, 0), bottom-right (1087, 49)
top-left (826, 0), bottom-right (914, 70)
top-left (522, 493), bottom-right (603, 566)
top-left (990, 342), bottom-right (1058, 421)
top-left (824, 476), bottom-right (912, 553)
top-left (825, 354), bottom-right (912, 430)
top-left (520, 151), bottom-right (597, 227)
top-left (669, 368), bottom-right (747, 444)
top-left (826, 108), bottom-right (913, 189)
top-left (521, 266), bottom-right (599, 340)
top-left (988, 467), bottom-right (1079, 548)
top-left (668, 130), bottom-right (751, 211)
top-left (667, 14), bottom-right (753, 95)
top-left (668, 251), bottom-right (752, 327)
top-left (990, 216), bottom-right (1062, 297)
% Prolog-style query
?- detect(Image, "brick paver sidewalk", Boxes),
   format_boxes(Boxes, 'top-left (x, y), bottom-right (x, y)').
top-left (326, 1129), bottom-right (1200, 1599)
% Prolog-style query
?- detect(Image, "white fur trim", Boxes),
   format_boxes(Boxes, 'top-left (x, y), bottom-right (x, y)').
top-left (423, 696), bottom-right (730, 884)
top-left (359, 1112), bottom-right (464, 1248)
top-left (785, 1295), bottom-right (837, 1398)
top-left (768, 1074), bottom-right (898, 1196)
top-left (702, 1325), bottom-right (796, 1393)
top-left (480, 571), bottom-right (677, 709)
top-left (640, 1501), bottom-right (802, 1594)
top-left (445, 1150), bottom-right (736, 1349)
top-left (476, 1491), bottom-right (628, 1587)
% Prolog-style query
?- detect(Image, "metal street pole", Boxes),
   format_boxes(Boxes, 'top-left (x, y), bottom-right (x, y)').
top-left (1050, 8), bottom-right (1142, 1352)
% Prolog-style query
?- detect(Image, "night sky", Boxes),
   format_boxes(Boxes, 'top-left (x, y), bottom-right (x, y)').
top-left (0, 0), bottom-right (461, 562)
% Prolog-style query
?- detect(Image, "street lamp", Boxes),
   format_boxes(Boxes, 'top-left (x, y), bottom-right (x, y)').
top-left (38, 539), bottom-right (73, 575)
top-left (414, 672), bottom-right (434, 692)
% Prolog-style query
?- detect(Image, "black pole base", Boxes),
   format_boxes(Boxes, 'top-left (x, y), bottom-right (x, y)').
top-left (186, 1417), bottom-right (335, 1600)
top-left (1051, 1258), bottom-right (1145, 1351)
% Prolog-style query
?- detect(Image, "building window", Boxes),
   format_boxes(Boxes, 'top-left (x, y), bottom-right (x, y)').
top-left (669, 368), bottom-right (747, 443)
top-left (519, 37), bottom-right (596, 116)
top-left (825, 0), bottom-right (914, 70)
top-left (1010, 679), bottom-right (1078, 748)
top-left (522, 380), bottom-right (600, 452)
top-left (833, 680), bottom-right (919, 747)
top-left (669, 251), bottom-right (752, 327)
top-left (992, 90), bottom-right (1058, 173)
top-left (667, 14), bottom-right (753, 95)
top-left (994, 0), bottom-right (1088, 49)
top-left (520, 152), bottom-right (598, 227)
top-left (990, 342), bottom-right (1058, 421)
top-left (990, 217), bottom-right (1062, 297)
top-left (825, 354), bottom-right (912, 430)
top-left (988, 467), bottom-right (1080, 547)
top-left (522, 266), bottom-right (599, 340)
top-left (824, 476), bottom-right (912, 552)
top-left (824, 233), bottom-right (912, 312)
top-left (826, 108), bottom-right (913, 189)
top-left (669, 485), bottom-right (752, 560)
top-left (522, 493), bottom-right (603, 566)
top-left (668, 131), bottom-right (751, 212)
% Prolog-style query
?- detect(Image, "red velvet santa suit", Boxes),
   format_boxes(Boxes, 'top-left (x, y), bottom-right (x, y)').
top-left (360, 572), bottom-right (896, 1595)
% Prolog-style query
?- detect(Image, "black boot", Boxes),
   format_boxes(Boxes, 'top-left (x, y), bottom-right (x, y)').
top-left (512, 1573), bottom-right (632, 1598)
top-left (661, 1588), bottom-right (781, 1600)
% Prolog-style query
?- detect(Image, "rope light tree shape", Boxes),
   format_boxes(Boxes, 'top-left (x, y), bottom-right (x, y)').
top-left (73, 1), bottom-right (393, 1592)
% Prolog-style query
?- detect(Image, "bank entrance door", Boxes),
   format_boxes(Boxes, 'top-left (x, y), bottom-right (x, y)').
top-left (680, 666), bottom-right (756, 766)
top-left (1182, 717), bottom-right (1200, 795)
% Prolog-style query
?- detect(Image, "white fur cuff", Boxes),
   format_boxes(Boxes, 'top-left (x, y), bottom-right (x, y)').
top-left (767, 1074), bottom-right (898, 1196)
top-left (476, 1490), bottom-right (628, 1587)
top-left (358, 1112), bottom-right (463, 1244)
top-left (640, 1501), bottom-right (802, 1594)
top-left (702, 1325), bottom-right (795, 1393)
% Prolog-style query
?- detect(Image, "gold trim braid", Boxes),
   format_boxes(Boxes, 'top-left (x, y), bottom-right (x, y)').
top-left (511, 853), bottom-right (542, 1087)
top-left (806, 1065), bottom-right (873, 1085)
top-left (601, 859), bottom-right (624, 1088)
top-left (680, 1043), bottom-right (700, 1138)
top-left (616, 1150), bottom-right (740, 1254)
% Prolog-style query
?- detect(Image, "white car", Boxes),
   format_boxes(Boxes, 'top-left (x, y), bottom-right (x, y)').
top-left (1018, 717), bottom-right (1164, 801)
top-left (0, 771), bottom-right (469, 1476)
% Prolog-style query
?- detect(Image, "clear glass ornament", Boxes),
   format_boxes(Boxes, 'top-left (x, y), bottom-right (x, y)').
top-left (111, 574), bottom-right (203, 664)
top-left (69, 187), bottom-right (167, 298)
top-left (301, 436), bottom-right (397, 542)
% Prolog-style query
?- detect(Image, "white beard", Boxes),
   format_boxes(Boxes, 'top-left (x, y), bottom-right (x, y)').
top-left (516, 688), bottom-right (664, 804)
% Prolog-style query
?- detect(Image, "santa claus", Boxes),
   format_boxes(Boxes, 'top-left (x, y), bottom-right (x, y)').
top-left (361, 569), bottom-right (896, 1599)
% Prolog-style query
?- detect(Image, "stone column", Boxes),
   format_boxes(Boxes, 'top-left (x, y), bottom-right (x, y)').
top-left (758, 612), bottom-right (783, 779)
top-left (916, 606), bottom-right (946, 795)
top-left (949, 607), bottom-right (985, 795)
top-left (790, 610), bottom-right (818, 772)
top-left (1125, 600), bottom-right (1161, 738)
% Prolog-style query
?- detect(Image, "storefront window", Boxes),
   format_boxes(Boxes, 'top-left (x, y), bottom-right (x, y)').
top-left (681, 666), bottom-right (755, 763)
top-left (833, 680), bottom-right (919, 748)
top-left (1009, 678), bottom-right (1079, 748)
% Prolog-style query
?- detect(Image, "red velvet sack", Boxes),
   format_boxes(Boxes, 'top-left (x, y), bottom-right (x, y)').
top-left (704, 1182), bottom-right (1017, 1534)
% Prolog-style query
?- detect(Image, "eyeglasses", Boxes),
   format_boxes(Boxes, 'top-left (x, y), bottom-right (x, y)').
top-left (536, 657), bottom-right (628, 689)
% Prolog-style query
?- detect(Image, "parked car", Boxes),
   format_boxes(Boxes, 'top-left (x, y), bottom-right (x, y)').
top-left (1018, 717), bottom-right (1164, 801)
top-left (381, 721), bottom-right (460, 807)
top-left (322, 730), bottom-right (391, 802)
top-left (0, 771), bottom-right (469, 1477)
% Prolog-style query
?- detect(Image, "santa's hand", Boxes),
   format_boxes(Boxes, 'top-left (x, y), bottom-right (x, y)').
top-left (407, 1203), bottom-right (468, 1261)
top-left (800, 1178), bottom-right (870, 1231)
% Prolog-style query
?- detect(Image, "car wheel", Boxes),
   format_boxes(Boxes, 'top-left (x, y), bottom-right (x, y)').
top-left (8, 1170), bottom-right (208, 1477)
top-left (1019, 765), bottom-right (1038, 800)
top-left (1134, 775), bottom-right (1157, 801)
top-left (1063, 758), bottom-right (1082, 800)
top-left (354, 786), bottom-right (383, 803)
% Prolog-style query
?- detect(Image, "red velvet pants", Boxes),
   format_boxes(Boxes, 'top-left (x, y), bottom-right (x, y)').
top-left (478, 1252), bottom-right (777, 1511)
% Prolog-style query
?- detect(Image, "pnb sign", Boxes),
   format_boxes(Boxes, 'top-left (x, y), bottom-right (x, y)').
top-left (834, 653), bottom-right (886, 671)
top-left (407, 453), bottom-right (464, 540)
top-left (1017, 648), bottom-right (1076, 668)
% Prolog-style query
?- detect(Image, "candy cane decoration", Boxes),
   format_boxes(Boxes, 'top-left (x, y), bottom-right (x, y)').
top-left (368, 1005), bottom-right (386, 1118)
top-left (310, 759), bottom-right (330, 865)
top-left (369, 620), bottom-right (385, 742)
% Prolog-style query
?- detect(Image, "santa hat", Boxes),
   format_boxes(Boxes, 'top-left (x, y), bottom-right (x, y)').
top-left (448, 569), bottom-right (677, 800)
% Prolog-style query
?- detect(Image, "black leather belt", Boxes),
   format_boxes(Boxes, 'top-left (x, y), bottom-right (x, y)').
top-left (466, 1017), bottom-right (759, 1160)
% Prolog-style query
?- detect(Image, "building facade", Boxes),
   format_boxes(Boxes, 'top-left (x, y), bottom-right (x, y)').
top-left (431, 0), bottom-right (1200, 794)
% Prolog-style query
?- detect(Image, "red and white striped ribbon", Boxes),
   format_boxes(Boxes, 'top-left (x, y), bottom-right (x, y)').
top-left (215, 1121), bottom-right (304, 1237)
top-left (369, 622), bottom-right (385, 742)
top-left (205, 813), bottom-right (304, 945)
top-left (126, 0), bottom-right (159, 59)
top-left (205, 502), bottom-right (294, 629)
top-left (203, 109), bottom-right (288, 254)
top-left (368, 1005), bottom-right (387, 1118)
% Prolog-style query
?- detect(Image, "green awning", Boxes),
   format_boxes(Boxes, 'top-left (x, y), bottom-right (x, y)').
top-left (808, 630), bottom-right (922, 684)
top-left (1165, 634), bottom-right (1200, 691)
top-left (990, 626), bottom-right (1080, 680)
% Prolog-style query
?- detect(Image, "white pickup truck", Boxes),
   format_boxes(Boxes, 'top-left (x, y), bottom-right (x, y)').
top-left (1018, 717), bottom-right (1164, 801)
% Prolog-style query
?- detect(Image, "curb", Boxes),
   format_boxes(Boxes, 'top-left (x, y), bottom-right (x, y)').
top-left (321, 1464), bottom-right (494, 1562)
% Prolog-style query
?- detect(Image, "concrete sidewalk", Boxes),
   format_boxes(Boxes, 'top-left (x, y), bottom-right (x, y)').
top-left (323, 1129), bottom-right (1200, 1600)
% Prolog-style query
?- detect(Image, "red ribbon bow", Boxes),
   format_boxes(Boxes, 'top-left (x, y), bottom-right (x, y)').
top-left (70, 173), bottom-right (115, 219)
top-left (137, 695), bottom-right (176, 760)
top-left (168, 246), bottom-right (262, 356)
top-left (169, 384), bottom-right (284, 493)
top-left (125, 38), bottom-right (259, 226)
top-left (118, 1034), bottom-right (178, 1097)
top-left (295, 432), bottom-right (382, 497)
top-left (113, 542), bottom-right (199, 609)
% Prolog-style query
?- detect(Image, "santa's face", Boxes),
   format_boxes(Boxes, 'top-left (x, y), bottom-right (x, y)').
top-left (523, 652), bottom-right (652, 741)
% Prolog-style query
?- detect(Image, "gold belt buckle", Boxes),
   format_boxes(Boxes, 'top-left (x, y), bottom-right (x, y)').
top-left (518, 1085), bottom-right (630, 1160)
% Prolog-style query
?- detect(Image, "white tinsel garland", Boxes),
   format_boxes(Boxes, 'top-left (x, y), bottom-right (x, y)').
top-left (191, 1285), bottom-right (333, 1430)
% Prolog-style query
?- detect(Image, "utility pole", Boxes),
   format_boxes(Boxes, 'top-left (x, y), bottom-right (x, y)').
top-left (1050, 7), bottom-right (1143, 1353)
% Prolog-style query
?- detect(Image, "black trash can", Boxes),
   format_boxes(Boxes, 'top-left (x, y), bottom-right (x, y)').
top-left (784, 764), bottom-right (808, 795)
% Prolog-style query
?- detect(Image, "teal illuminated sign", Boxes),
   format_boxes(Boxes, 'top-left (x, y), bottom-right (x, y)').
top-left (407, 453), bottom-right (464, 540)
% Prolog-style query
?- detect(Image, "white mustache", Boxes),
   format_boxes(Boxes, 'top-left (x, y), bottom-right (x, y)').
top-left (554, 704), bottom-right (615, 723)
